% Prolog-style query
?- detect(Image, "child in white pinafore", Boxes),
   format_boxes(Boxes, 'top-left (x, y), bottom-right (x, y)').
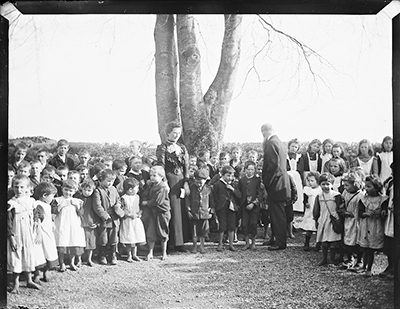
top-left (339, 171), bottom-right (364, 271)
top-left (377, 136), bottom-right (393, 185)
top-left (7, 175), bottom-right (41, 293)
top-left (298, 172), bottom-right (321, 251)
top-left (357, 175), bottom-right (388, 277)
top-left (53, 179), bottom-right (86, 272)
top-left (313, 173), bottom-right (344, 266)
top-left (119, 178), bottom-right (146, 262)
top-left (32, 182), bottom-right (59, 283)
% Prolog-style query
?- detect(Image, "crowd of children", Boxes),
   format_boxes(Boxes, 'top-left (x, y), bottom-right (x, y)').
top-left (7, 136), bottom-right (395, 293)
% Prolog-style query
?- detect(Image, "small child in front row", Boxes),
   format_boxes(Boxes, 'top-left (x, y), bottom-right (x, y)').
top-left (93, 169), bottom-right (124, 265)
top-left (339, 171), bottom-right (364, 271)
top-left (52, 179), bottom-right (86, 272)
top-left (357, 175), bottom-right (388, 277)
top-left (76, 179), bottom-right (99, 267)
top-left (185, 168), bottom-right (213, 254)
top-left (299, 172), bottom-right (321, 251)
top-left (238, 161), bottom-right (262, 251)
top-left (120, 178), bottom-right (146, 262)
top-left (212, 165), bottom-right (241, 252)
top-left (313, 173), bottom-right (344, 266)
top-left (7, 175), bottom-right (41, 293)
top-left (33, 182), bottom-right (59, 283)
top-left (141, 166), bottom-right (171, 261)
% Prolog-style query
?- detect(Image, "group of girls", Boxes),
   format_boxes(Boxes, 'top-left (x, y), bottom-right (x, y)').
top-left (291, 136), bottom-right (395, 278)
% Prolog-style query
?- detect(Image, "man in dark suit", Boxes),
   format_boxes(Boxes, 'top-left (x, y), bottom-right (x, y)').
top-left (261, 123), bottom-right (291, 250)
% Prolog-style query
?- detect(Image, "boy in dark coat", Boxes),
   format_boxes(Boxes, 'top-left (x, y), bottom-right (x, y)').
top-left (185, 168), bottom-right (214, 254)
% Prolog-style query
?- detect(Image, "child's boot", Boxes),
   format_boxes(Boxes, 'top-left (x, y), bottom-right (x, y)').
top-left (318, 247), bottom-right (328, 266)
top-left (303, 235), bottom-right (311, 252)
top-left (242, 236), bottom-right (250, 251)
top-left (110, 245), bottom-right (118, 265)
top-left (99, 246), bottom-right (107, 265)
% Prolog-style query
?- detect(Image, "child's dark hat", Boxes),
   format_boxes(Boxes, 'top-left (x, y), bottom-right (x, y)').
top-left (194, 168), bottom-right (209, 179)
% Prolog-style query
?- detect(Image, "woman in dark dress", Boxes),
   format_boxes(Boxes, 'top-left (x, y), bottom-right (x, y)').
top-left (156, 121), bottom-right (190, 251)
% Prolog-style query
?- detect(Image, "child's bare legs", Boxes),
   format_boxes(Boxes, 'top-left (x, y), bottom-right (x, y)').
top-left (365, 249), bottom-right (374, 277)
top-left (217, 232), bottom-right (224, 251)
top-left (58, 251), bottom-right (66, 272)
top-left (25, 272), bottom-right (40, 290)
top-left (33, 269), bottom-right (41, 284)
top-left (86, 249), bottom-right (94, 266)
top-left (127, 245), bottom-right (133, 262)
top-left (287, 222), bottom-right (295, 239)
top-left (147, 241), bottom-right (155, 261)
top-left (132, 245), bottom-right (141, 261)
top-left (161, 239), bottom-right (168, 260)
top-left (228, 231), bottom-right (236, 251)
top-left (250, 236), bottom-right (256, 250)
top-left (42, 267), bottom-right (49, 282)
top-left (70, 255), bottom-right (77, 271)
top-left (76, 255), bottom-right (82, 268)
top-left (199, 237), bottom-right (205, 254)
top-left (191, 235), bottom-right (198, 253)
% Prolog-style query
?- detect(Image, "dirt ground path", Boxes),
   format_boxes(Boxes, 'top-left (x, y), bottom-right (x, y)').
top-left (7, 234), bottom-right (395, 309)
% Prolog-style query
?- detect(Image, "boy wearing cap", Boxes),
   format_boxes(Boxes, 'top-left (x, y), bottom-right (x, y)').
top-left (185, 168), bottom-right (214, 254)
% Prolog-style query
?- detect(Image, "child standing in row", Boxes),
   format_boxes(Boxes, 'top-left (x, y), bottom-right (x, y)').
top-left (212, 165), bottom-right (241, 252)
top-left (185, 168), bottom-right (213, 254)
top-left (33, 182), bottom-right (59, 282)
top-left (119, 178), bottom-right (146, 262)
top-left (357, 176), bottom-right (388, 277)
top-left (141, 166), bottom-right (171, 261)
top-left (76, 179), bottom-right (99, 266)
top-left (238, 161), bottom-right (262, 251)
top-left (313, 173), bottom-right (344, 265)
top-left (340, 171), bottom-right (364, 270)
top-left (93, 169), bottom-right (124, 265)
top-left (299, 172), bottom-right (321, 251)
top-left (53, 179), bottom-right (86, 271)
top-left (7, 175), bottom-right (41, 293)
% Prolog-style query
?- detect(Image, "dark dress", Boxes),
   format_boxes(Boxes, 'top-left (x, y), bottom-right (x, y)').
top-left (156, 141), bottom-right (190, 247)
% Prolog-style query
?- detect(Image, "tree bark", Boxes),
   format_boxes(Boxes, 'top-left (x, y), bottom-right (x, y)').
top-left (176, 15), bottom-right (204, 152)
top-left (154, 14), bottom-right (180, 143)
top-left (204, 15), bottom-right (242, 154)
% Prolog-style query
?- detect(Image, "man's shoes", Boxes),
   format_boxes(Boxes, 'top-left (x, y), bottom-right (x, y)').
top-left (175, 246), bottom-right (187, 252)
top-left (262, 239), bottom-right (275, 246)
top-left (268, 245), bottom-right (285, 251)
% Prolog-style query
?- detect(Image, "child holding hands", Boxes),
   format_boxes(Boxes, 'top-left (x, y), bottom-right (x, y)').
top-left (119, 178), bottom-right (146, 262)
top-left (185, 168), bottom-right (213, 254)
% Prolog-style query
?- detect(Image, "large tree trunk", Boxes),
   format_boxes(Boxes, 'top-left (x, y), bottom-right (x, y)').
top-left (203, 15), bottom-right (242, 154)
top-left (154, 14), bottom-right (180, 143)
top-left (176, 15), bottom-right (204, 152)
top-left (155, 14), bottom-right (242, 153)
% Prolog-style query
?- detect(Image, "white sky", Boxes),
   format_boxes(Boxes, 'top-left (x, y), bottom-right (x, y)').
top-left (3, 2), bottom-right (400, 146)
